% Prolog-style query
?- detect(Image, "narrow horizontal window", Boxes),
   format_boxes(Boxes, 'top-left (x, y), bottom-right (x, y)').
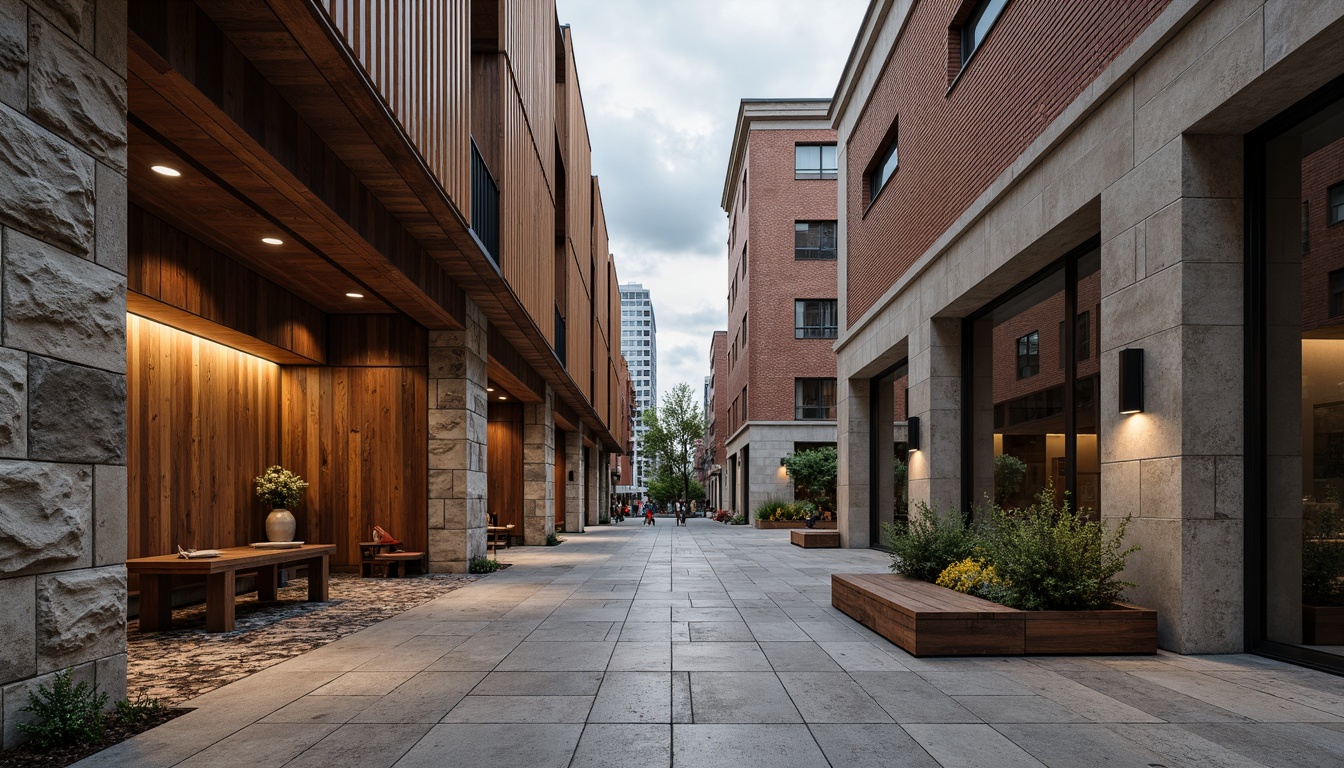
top-left (795, 143), bottom-right (838, 180)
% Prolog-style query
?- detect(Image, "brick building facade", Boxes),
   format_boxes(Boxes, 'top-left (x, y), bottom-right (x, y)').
top-left (831, 0), bottom-right (1344, 666)
top-left (719, 100), bottom-right (840, 517)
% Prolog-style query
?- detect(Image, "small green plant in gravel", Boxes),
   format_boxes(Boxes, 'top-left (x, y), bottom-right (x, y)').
top-left (546, 532), bottom-right (564, 546)
top-left (469, 556), bottom-right (502, 574)
top-left (114, 693), bottom-right (165, 727)
top-left (18, 670), bottom-right (109, 750)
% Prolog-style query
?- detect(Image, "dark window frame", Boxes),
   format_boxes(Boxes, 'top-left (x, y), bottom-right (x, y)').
top-left (795, 299), bottom-right (839, 339)
top-left (1015, 330), bottom-right (1039, 379)
top-left (795, 220), bottom-right (838, 260)
top-left (957, 0), bottom-right (1009, 71)
top-left (1331, 269), bottom-right (1344, 318)
top-left (795, 143), bottom-right (838, 180)
top-left (869, 134), bottom-right (899, 202)
top-left (1329, 182), bottom-right (1344, 225)
top-left (795, 378), bottom-right (838, 420)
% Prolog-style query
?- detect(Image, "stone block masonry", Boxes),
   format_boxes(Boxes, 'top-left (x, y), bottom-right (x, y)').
top-left (0, 0), bottom-right (128, 748)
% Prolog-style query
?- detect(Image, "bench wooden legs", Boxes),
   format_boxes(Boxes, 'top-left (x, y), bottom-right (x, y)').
top-left (205, 570), bottom-right (236, 633)
top-left (306, 555), bottom-right (329, 602)
top-left (256, 564), bottom-right (278, 602)
top-left (138, 574), bottom-right (173, 632)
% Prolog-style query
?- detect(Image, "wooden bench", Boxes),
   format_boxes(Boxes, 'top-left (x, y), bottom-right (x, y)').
top-left (127, 544), bottom-right (335, 633)
top-left (791, 530), bottom-right (840, 548)
top-left (373, 550), bottom-right (425, 577)
top-left (832, 573), bottom-right (1156, 656)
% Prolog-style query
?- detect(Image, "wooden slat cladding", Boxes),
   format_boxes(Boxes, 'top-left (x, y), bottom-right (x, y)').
top-left (129, 205), bottom-right (327, 363)
top-left (282, 365), bottom-right (428, 568)
top-left (326, 314), bottom-right (429, 367)
top-left (317, 0), bottom-right (471, 214)
top-left (487, 401), bottom-right (524, 529)
top-left (504, 0), bottom-right (556, 194)
top-left (127, 315), bottom-right (282, 568)
top-left (501, 82), bottom-right (558, 344)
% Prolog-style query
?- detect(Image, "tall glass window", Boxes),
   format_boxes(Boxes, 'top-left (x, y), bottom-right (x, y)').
top-left (967, 242), bottom-right (1100, 516)
top-left (871, 364), bottom-right (910, 548)
top-left (1253, 87), bottom-right (1344, 667)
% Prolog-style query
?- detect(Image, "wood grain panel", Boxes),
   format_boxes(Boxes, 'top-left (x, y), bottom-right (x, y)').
top-left (487, 401), bottom-right (524, 529)
top-left (127, 315), bottom-right (282, 573)
top-left (282, 365), bottom-right (428, 569)
top-left (129, 205), bottom-right (327, 362)
top-left (504, 0), bottom-right (556, 194)
top-left (326, 314), bottom-right (429, 367)
top-left (317, 0), bottom-right (471, 213)
top-left (555, 429), bottom-right (566, 528)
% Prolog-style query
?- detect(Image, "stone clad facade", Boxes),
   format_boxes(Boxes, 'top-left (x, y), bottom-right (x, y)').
top-left (832, 0), bottom-right (1344, 655)
top-left (0, 0), bottom-right (128, 748)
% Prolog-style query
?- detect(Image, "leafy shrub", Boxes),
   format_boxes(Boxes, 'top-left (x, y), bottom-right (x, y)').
top-left (977, 487), bottom-right (1138, 611)
top-left (19, 670), bottom-right (109, 750)
top-left (1303, 485), bottom-right (1344, 604)
top-left (993, 454), bottom-right (1027, 507)
top-left (936, 558), bottom-right (1005, 596)
top-left (545, 532), bottom-right (563, 546)
top-left (753, 496), bottom-right (790, 520)
top-left (782, 447), bottom-right (837, 512)
top-left (114, 693), bottom-right (165, 726)
top-left (884, 502), bottom-right (978, 582)
top-left (729, 512), bottom-right (746, 525)
top-left (469, 556), bottom-right (502, 574)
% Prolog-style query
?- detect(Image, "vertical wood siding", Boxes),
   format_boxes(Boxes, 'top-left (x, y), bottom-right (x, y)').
top-left (127, 315), bottom-right (282, 571)
top-left (318, 0), bottom-right (472, 212)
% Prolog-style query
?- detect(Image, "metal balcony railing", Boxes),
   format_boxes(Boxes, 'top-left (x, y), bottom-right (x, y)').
top-left (471, 139), bottom-right (500, 267)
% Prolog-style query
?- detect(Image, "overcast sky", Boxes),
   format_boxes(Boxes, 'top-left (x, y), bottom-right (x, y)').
top-left (556, 0), bottom-right (870, 408)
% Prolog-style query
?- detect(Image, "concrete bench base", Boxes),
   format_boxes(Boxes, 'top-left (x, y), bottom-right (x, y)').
top-left (790, 530), bottom-right (840, 548)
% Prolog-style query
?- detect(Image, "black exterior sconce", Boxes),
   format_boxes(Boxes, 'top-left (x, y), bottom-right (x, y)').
top-left (1119, 348), bottom-right (1144, 414)
top-left (907, 415), bottom-right (920, 452)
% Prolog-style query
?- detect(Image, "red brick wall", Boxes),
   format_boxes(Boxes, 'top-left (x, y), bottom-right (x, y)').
top-left (707, 330), bottom-right (729, 465)
top-left (1302, 136), bottom-right (1344, 331)
top-left (846, 0), bottom-right (1170, 325)
top-left (726, 126), bottom-right (839, 426)
top-left (988, 270), bottom-right (1099, 405)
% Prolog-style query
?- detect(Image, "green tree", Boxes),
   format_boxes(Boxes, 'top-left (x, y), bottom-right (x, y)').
top-left (647, 465), bottom-right (705, 506)
top-left (782, 446), bottom-right (838, 512)
top-left (642, 382), bottom-right (705, 506)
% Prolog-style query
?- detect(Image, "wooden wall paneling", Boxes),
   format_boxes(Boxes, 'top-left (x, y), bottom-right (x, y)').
top-left (555, 429), bottom-right (566, 528)
top-left (326, 314), bottom-right (429, 367)
top-left (503, 0), bottom-right (556, 193)
top-left (499, 81), bottom-right (557, 343)
top-left (487, 401), bottom-right (524, 529)
top-left (127, 315), bottom-right (283, 588)
top-left (317, 0), bottom-right (471, 212)
top-left (129, 205), bottom-right (328, 363)
top-left (282, 364), bottom-right (428, 569)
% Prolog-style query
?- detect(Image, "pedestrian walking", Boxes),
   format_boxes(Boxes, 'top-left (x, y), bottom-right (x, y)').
top-left (645, 506), bottom-right (655, 525)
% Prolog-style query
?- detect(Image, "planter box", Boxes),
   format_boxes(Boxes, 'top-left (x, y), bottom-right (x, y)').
top-left (791, 530), bottom-right (840, 548)
top-left (755, 519), bottom-right (836, 530)
top-left (1304, 604), bottom-right (1344, 645)
top-left (832, 573), bottom-right (1157, 656)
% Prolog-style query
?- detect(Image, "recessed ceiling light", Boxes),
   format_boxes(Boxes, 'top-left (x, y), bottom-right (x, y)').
top-left (151, 165), bottom-right (180, 177)
top-left (486, 387), bottom-right (495, 392)
top-left (345, 292), bottom-right (364, 299)
top-left (261, 237), bottom-right (284, 245)
top-left (498, 396), bottom-right (507, 400)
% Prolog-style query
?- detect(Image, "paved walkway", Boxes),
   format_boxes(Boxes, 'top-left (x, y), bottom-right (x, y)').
top-left (79, 519), bottom-right (1344, 767)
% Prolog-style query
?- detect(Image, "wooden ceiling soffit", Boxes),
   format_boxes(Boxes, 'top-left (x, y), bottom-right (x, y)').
top-left (129, 293), bottom-right (323, 365)
top-left (193, 0), bottom-right (623, 452)
top-left (126, 21), bottom-right (463, 331)
top-left (554, 397), bottom-right (580, 435)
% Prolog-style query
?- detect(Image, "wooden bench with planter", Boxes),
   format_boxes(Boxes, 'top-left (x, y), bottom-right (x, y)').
top-left (756, 519), bottom-right (836, 530)
top-left (832, 572), bottom-right (1157, 656)
top-left (790, 530), bottom-right (840, 548)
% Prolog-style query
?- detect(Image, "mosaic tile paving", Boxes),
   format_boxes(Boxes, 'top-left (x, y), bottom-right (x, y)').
top-left (127, 573), bottom-right (476, 705)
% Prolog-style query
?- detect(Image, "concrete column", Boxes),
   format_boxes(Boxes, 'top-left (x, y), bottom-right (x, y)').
top-left (596, 449), bottom-right (609, 523)
top-left (522, 388), bottom-right (556, 544)
top-left (427, 300), bottom-right (488, 572)
top-left (837, 377), bottom-right (871, 548)
top-left (1099, 134), bottom-right (1244, 653)
top-left (564, 424), bottom-right (584, 533)
top-left (0, 0), bottom-right (129, 747)
top-left (906, 319), bottom-right (962, 513)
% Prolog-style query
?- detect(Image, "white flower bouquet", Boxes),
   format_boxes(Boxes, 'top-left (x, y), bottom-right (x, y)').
top-left (254, 465), bottom-right (309, 509)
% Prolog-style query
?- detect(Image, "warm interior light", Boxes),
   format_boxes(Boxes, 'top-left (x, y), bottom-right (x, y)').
top-left (262, 237), bottom-right (284, 245)
top-left (151, 165), bottom-right (181, 177)
top-left (345, 292), bottom-right (364, 299)
top-left (498, 395), bottom-right (507, 400)
top-left (486, 387), bottom-right (495, 392)
top-left (1118, 348), bottom-right (1145, 414)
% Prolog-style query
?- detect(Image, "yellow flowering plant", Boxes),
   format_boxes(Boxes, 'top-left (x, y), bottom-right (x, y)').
top-left (936, 558), bottom-right (1006, 596)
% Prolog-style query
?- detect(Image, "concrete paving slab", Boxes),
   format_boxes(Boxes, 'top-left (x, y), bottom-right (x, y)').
top-left (688, 671), bottom-right (802, 723)
top-left (281, 724), bottom-right (433, 768)
top-left (472, 670), bottom-right (605, 696)
top-left (570, 724), bottom-right (671, 768)
top-left (349, 671), bottom-right (487, 723)
top-left (672, 641), bottom-right (771, 671)
top-left (496, 640), bottom-right (615, 671)
top-left (777, 672), bottom-right (893, 723)
top-left (903, 723), bottom-right (1047, 768)
top-left (608, 641), bottom-right (672, 671)
top-left (672, 724), bottom-right (828, 768)
top-left (393, 723), bottom-right (582, 768)
top-left (588, 671), bottom-right (672, 722)
top-left (809, 723), bottom-right (942, 767)
top-left (442, 695), bottom-right (593, 723)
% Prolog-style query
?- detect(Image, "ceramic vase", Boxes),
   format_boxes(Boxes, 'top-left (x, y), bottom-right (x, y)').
top-left (265, 509), bottom-right (296, 542)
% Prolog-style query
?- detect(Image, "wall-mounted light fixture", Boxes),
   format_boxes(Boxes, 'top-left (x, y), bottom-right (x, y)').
top-left (1119, 348), bottom-right (1144, 414)
top-left (568, 470), bottom-right (575, 481)
top-left (907, 415), bottom-right (920, 452)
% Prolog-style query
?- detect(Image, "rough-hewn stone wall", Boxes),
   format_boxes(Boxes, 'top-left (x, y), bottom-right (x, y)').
top-left (0, 0), bottom-right (128, 748)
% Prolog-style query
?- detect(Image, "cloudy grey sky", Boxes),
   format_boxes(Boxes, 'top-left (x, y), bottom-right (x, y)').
top-left (556, 0), bottom-right (870, 405)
